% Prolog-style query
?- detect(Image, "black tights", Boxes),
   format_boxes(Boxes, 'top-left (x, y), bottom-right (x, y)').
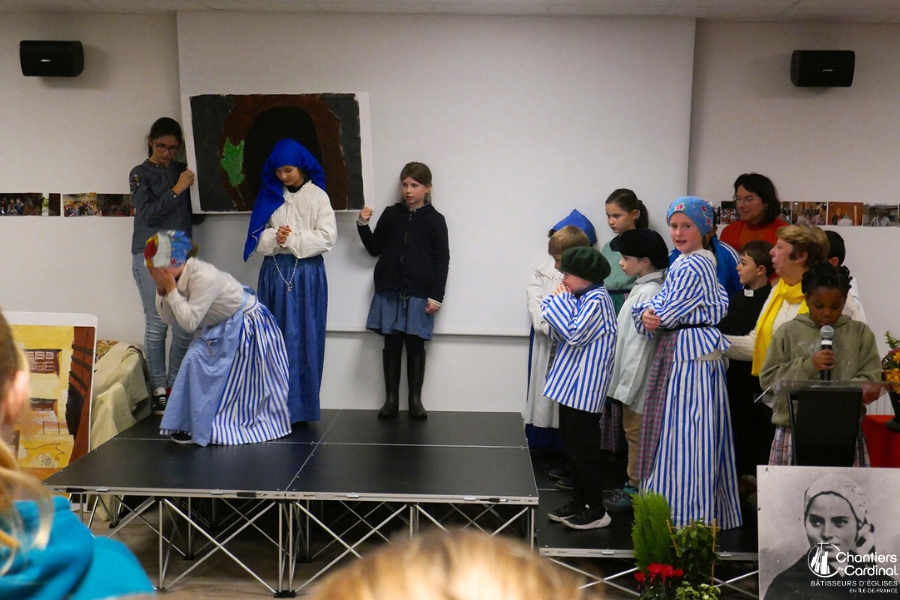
top-left (384, 333), bottom-right (425, 356)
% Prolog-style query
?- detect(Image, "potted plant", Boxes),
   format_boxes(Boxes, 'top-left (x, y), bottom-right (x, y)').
top-left (632, 493), bottom-right (721, 599)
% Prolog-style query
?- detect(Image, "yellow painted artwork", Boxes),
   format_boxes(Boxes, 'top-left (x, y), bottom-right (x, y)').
top-left (10, 323), bottom-right (78, 480)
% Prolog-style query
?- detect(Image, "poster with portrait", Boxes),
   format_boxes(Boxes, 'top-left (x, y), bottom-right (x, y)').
top-left (181, 92), bottom-right (374, 213)
top-left (759, 466), bottom-right (900, 599)
top-left (6, 312), bottom-right (97, 481)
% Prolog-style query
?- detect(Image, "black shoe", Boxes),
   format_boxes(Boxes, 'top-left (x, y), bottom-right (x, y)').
top-left (151, 393), bottom-right (168, 416)
top-left (563, 508), bottom-right (611, 530)
top-left (548, 499), bottom-right (585, 523)
top-left (603, 484), bottom-right (638, 513)
top-left (548, 466), bottom-right (571, 480)
top-left (170, 432), bottom-right (193, 445)
top-left (555, 477), bottom-right (574, 491)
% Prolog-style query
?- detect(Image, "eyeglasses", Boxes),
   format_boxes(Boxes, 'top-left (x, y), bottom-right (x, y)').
top-left (154, 142), bottom-right (180, 154)
top-left (732, 195), bottom-right (760, 204)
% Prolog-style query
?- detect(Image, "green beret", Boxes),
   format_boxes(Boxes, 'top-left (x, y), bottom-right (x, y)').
top-left (559, 246), bottom-right (611, 284)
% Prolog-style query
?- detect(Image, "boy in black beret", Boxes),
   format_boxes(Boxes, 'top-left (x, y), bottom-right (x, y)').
top-left (541, 246), bottom-right (618, 529)
top-left (604, 228), bottom-right (669, 512)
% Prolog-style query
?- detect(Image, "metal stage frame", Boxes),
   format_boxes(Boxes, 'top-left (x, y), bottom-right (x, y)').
top-left (534, 488), bottom-right (761, 598)
top-left (44, 409), bottom-right (539, 596)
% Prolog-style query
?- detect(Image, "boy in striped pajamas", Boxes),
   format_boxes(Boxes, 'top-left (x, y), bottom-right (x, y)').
top-left (542, 246), bottom-right (617, 530)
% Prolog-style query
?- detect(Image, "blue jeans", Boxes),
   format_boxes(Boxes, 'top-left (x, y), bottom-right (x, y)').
top-left (131, 253), bottom-right (192, 391)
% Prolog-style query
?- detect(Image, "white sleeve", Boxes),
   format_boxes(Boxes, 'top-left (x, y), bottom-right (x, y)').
top-left (283, 197), bottom-right (337, 258)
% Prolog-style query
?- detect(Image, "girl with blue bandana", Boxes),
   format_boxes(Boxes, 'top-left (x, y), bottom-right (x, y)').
top-left (244, 139), bottom-right (337, 424)
top-left (148, 231), bottom-right (292, 446)
top-left (631, 197), bottom-right (742, 530)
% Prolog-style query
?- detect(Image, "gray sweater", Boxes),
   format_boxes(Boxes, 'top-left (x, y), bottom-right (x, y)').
top-left (759, 314), bottom-right (881, 427)
top-left (129, 159), bottom-right (192, 254)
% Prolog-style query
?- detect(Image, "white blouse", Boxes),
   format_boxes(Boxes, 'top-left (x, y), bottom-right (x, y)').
top-left (254, 182), bottom-right (337, 259)
top-left (156, 258), bottom-right (244, 333)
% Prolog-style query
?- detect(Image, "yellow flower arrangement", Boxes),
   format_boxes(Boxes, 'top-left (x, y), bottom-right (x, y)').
top-left (884, 331), bottom-right (900, 393)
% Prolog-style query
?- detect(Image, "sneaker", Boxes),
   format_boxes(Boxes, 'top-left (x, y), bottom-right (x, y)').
top-left (151, 393), bottom-right (168, 416)
top-left (548, 499), bottom-right (585, 523)
top-left (603, 484), bottom-right (638, 513)
top-left (548, 466), bottom-right (571, 480)
top-left (563, 508), bottom-right (612, 530)
top-left (170, 432), bottom-right (193, 445)
top-left (555, 477), bottom-right (574, 491)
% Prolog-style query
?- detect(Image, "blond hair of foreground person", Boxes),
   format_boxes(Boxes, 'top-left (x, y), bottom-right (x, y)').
top-left (307, 528), bottom-right (602, 600)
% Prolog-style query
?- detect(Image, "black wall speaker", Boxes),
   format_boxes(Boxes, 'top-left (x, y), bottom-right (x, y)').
top-left (20, 40), bottom-right (84, 77)
top-left (791, 50), bottom-right (854, 87)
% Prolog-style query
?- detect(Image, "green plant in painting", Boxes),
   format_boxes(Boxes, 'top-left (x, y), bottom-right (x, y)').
top-left (670, 520), bottom-right (718, 587)
top-left (632, 491), bottom-right (676, 571)
top-left (220, 137), bottom-right (246, 194)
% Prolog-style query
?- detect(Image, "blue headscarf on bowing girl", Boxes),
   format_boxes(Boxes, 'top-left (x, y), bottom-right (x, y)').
top-left (243, 139), bottom-right (327, 261)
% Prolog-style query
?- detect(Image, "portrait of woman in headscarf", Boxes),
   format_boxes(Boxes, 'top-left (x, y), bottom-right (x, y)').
top-left (764, 474), bottom-right (899, 599)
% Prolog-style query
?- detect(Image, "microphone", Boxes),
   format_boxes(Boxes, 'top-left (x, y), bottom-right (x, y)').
top-left (820, 325), bottom-right (834, 381)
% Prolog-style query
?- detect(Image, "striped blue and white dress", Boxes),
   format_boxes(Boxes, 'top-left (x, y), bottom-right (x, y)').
top-left (540, 284), bottom-right (617, 413)
top-left (157, 258), bottom-right (292, 446)
top-left (631, 250), bottom-right (741, 529)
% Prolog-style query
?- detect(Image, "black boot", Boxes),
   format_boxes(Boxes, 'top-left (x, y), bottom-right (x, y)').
top-left (378, 348), bottom-right (402, 418)
top-left (407, 345), bottom-right (428, 420)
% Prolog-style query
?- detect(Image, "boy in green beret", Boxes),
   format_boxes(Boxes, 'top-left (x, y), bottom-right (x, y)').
top-left (541, 246), bottom-right (617, 530)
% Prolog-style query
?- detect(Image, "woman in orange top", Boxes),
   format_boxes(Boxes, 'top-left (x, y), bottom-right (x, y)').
top-left (720, 173), bottom-right (789, 252)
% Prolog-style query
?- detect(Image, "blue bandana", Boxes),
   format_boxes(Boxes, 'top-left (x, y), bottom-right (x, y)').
top-left (666, 196), bottom-right (714, 236)
top-left (551, 209), bottom-right (597, 246)
top-left (243, 139), bottom-right (327, 261)
top-left (145, 230), bottom-right (192, 268)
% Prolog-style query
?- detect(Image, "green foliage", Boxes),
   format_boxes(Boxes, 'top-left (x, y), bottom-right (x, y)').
top-left (632, 492), bottom-right (675, 571)
top-left (220, 138), bottom-right (246, 188)
top-left (670, 520), bottom-right (718, 587)
top-left (674, 582), bottom-right (722, 600)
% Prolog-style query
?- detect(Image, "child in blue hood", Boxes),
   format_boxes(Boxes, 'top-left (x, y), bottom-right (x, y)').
top-left (525, 210), bottom-right (595, 453)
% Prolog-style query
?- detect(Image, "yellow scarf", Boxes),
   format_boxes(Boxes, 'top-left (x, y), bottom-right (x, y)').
top-left (751, 278), bottom-right (808, 375)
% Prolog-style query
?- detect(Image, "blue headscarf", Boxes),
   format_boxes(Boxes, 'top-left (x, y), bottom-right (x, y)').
top-left (243, 139), bottom-right (327, 261)
top-left (551, 209), bottom-right (597, 246)
top-left (666, 196), bottom-right (715, 236)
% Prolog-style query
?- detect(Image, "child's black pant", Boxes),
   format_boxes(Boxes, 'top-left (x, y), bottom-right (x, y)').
top-left (558, 404), bottom-right (606, 511)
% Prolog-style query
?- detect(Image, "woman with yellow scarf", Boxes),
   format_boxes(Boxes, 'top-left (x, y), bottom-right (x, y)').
top-left (723, 224), bottom-right (830, 465)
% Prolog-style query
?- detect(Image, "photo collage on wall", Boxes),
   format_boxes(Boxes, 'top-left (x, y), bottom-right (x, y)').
top-left (0, 192), bottom-right (134, 217)
top-left (719, 200), bottom-right (899, 227)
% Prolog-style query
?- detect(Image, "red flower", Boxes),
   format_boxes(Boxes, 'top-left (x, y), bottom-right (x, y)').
top-left (648, 563), bottom-right (662, 575)
top-left (635, 572), bottom-right (646, 583)
top-left (674, 568), bottom-right (684, 578)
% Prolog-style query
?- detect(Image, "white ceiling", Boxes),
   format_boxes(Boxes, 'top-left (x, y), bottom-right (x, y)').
top-left (1, 0), bottom-right (900, 23)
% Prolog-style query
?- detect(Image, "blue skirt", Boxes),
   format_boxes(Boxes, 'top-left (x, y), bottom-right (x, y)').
top-left (366, 290), bottom-right (434, 340)
top-left (160, 291), bottom-right (292, 446)
top-left (258, 254), bottom-right (327, 423)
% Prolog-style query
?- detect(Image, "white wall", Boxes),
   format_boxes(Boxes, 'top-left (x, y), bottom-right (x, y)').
top-left (0, 12), bottom-right (696, 413)
top-left (176, 12), bottom-right (696, 335)
top-left (690, 21), bottom-right (900, 412)
top-left (0, 13), bottom-right (179, 347)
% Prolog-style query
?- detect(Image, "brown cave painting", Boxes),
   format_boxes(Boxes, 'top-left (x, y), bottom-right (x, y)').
top-left (188, 93), bottom-right (366, 212)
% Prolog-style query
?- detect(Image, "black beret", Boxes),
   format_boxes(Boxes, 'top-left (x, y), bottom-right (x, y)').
top-left (610, 229), bottom-right (669, 270)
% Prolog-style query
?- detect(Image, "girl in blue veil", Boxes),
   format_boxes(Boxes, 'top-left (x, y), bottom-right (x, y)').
top-left (244, 139), bottom-right (337, 423)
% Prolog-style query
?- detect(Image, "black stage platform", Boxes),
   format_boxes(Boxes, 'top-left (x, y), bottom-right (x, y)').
top-left (45, 409), bottom-right (538, 594)
top-left (530, 452), bottom-right (760, 597)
